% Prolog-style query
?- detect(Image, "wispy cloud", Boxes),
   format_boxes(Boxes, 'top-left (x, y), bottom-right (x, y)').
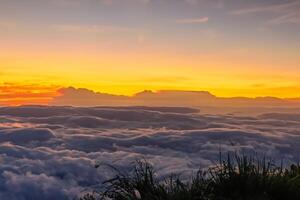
top-left (230, 1), bottom-right (300, 15)
top-left (230, 1), bottom-right (300, 25)
top-left (185, 0), bottom-right (224, 8)
top-left (268, 12), bottom-right (300, 25)
top-left (176, 17), bottom-right (209, 24)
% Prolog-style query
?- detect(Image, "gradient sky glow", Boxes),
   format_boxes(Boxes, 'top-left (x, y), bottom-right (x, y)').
top-left (1, 0), bottom-right (300, 105)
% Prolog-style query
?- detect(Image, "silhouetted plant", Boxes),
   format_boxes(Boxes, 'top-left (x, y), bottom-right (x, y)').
top-left (80, 153), bottom-right (300, 200)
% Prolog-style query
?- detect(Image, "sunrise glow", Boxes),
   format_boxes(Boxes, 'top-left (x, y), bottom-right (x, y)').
top-left (1, 0), bottom-right (300, 105)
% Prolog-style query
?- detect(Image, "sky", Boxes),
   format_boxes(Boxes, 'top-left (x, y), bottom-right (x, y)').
top-left (0, 0), bottom-right (300, 105)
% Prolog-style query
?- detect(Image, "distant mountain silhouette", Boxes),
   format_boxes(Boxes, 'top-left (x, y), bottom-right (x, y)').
top-left (50, 87), bottom-right (300, 107)
top-left (52, 87), bottom-right (130, 106)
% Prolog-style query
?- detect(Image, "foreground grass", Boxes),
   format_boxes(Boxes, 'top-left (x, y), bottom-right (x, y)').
top-left (80, 154), bottom-right (300, 200)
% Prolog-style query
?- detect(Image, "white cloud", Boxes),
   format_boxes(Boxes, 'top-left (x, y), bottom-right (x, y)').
top-left (0, 106), bottom-right (300, 199)
top-left (176, 17), bottom-right (209, 24)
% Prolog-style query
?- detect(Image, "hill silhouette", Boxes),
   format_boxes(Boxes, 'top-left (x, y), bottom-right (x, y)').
top-left (51, 87), bottom-right (300, 108)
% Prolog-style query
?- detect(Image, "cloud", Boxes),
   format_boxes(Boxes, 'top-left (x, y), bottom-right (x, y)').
top-left (0, 128), bottom-right (55, 145)
top-left (230, 1), bottom-right (300, 15)
top-left (230, 1), bottom-right (300, 25)
top-left (2, 171), bottom-right (80, 200)
top-left (184, 0), bottom-right (224, 8)
top-left (176, 17), bottom-right (209, 24)
top-left (0, 106), bottom-right (300, 199)
top-left (268, 12), bottom-right (300, 25)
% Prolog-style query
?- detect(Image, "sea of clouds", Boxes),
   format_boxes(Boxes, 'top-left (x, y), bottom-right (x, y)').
top-left (0, 106), bottom-right (300, 199)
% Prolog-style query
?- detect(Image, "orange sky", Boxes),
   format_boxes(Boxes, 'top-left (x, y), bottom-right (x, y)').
top-left (0, 83), bottom-right (60, 106)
